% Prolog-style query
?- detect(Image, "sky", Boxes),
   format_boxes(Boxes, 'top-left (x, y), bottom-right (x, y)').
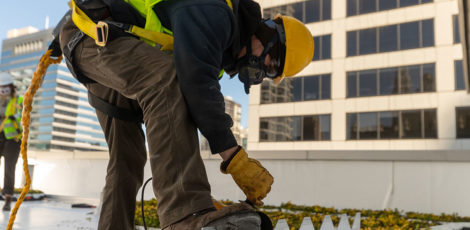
top-left (0, 0), bottom-right (249, 128)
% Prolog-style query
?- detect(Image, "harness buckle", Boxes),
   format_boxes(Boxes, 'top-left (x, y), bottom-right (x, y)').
top-left (96, 21), bottom-right (109, 47)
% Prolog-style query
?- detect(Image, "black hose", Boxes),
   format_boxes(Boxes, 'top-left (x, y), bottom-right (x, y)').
top-left (141, 177), bottom-right (153, 230)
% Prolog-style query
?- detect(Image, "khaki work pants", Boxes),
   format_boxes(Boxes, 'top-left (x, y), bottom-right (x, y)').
top-left (60, 20), bottom-right (214, 229)
top-left (0, 133), bottom-right (21, 196)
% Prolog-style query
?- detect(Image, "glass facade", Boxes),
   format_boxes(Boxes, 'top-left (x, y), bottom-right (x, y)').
top-left (347, 0), bottom-right (433, 17)
top-left (1, 28), bottom-right (106, 151)
top-left (261, 74), bottom-right (331, 104)
top-left (347, 19), bottom-right (434, 56)
top-left (260, 115), bottom-right (331, 141)
top-left (347, 63), bottom-right (435, 97)
top-left (347, 109), bottom-right (437, 140)
top-left (253, 0), bottom-right (469, 150)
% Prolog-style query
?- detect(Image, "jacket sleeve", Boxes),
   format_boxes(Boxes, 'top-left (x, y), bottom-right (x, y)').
top-left (171, 2), bottom-right (238, 154)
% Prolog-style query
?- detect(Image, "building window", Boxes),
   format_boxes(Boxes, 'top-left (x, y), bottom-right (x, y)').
top-left (454, 14), bottom-right (461, 44)
top-left (264, 0), bottom-right (332, 24)
top-left (359, 112), bottom-right (378, 139)
top-left (359, 70), bottom-right (378, 96)
top-left (261, 74), bottom-right (331, 104)
top-left (347, 109), bottom-right (437, 140)
top-left (379, 0), bottom-right (397, 11)
top-left (347, 19), bottom-right (434, 56)
top-left (379, 68), bottom-right (399, 95)
top-left (359, 29), bottom-right (377, 55)
top-left (379, 25), bottom-right (398, 52)
top-left (347, 0), bottom-right (433, 16)
top-left (347, 63), bottom-right (435, 97)
top-left (455, 60), bottom-right (466, 90)
top-left (380, 111), bottom-right (399, 138)
top-left (457, 107), bottom-right (470, 138)
top-left (313, 35), bottom-right (331, 61)
top-left (260, 114), bottom-right (331, 141)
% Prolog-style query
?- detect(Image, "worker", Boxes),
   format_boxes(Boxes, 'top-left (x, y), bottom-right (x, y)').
top-left (0, 72), bottom-right (23, 212)
top-left (52, 0), bottom-right (314, 229)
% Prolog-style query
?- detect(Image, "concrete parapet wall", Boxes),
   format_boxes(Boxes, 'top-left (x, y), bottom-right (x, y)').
top-left (1, 150), bottom-right (469, 216)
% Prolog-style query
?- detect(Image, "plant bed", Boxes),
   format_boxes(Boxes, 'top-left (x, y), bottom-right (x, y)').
top-left (0, 188), bottom-right (45, 201)
top-left (134, 199), bottom-right (470, 229)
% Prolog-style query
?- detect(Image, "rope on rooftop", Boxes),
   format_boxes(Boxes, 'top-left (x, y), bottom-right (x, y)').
top-left (6, 49), bottom-right (62, 230)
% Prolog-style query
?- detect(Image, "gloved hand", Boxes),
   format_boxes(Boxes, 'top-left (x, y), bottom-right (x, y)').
top-left (220, 146), bottom-right (273, 206)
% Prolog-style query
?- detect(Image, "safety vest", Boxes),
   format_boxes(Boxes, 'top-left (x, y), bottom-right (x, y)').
top-left (2, 96), bottom-right (23, 140)
top-left (124, 0), bottom-right (173, 37)
top-left (122, 0), bottom-right (230, 77)
top-left (124, 0), bottom-right (233, 45)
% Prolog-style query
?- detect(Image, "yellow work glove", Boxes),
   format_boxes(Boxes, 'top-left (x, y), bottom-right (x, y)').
top-left (220, 146), bottom-right (274, 206)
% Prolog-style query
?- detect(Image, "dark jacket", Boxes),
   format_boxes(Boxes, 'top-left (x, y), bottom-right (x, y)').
top-left (155, 0), bottom-right (261, 153)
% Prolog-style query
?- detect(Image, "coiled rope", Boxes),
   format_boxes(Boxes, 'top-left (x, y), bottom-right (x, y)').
top-left (6, 49), bottom-right (62, 230)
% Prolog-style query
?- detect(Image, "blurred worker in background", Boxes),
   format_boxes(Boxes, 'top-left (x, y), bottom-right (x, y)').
top-left (0, 72), bottom-right (23, 212)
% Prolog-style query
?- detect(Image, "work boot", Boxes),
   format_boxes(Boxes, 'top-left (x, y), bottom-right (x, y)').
top-left (164, 202), bottom-right (261, 230)
top-left (2, 194), bottom-right (12, 211)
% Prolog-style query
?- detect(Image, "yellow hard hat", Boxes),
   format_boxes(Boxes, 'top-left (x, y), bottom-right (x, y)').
top-left (274, 15), bottom-right (314, 84)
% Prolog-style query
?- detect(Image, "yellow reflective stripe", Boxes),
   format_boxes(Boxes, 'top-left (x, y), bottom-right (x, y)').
top-left (226, 0), bottom-right (233, 10)
top-left (129, 25), bottom-right (174, 51)
top-left (71, 0), bottom-right (98, 41)
top-left (162, 27), bottom-right (173, 36)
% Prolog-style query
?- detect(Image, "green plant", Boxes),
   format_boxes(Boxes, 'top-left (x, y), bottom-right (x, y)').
top-left (134, 200), bottom-right (470, 229)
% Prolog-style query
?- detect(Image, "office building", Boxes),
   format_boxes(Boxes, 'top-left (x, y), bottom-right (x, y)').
top-left (250, 0), bottom-right (469, 152)
top-left (0, 27), bottom-right (107, 151)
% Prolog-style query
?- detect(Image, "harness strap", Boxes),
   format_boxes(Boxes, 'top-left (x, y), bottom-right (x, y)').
top-left (88, 91), bottom-right (143, 123)
top-left (71, 0), bottom-right (174, 50)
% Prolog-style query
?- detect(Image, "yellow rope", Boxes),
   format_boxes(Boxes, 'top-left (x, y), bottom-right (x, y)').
top-left (6, 49), bottom-right (62, 230)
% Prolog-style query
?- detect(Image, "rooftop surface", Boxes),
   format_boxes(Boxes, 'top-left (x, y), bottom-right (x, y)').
top-left (0, 199), bottom-right (98, 230)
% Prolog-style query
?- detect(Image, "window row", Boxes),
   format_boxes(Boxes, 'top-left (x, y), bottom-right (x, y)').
top-left (260, 115), bottom-right (331, 142)
top-left (261, 74), bottom-right (331, 104)
top-left (347, 63), bottom-right (435, 97)
top-left (347, 109), bottom-right (437, 140)
top-left (347, 0), bottom-right (433, 17)
top-left (14, 40), bottom-right (44, 55)
top-left (258, 108), bottom-right (470, 140)
top-left (347, 19), bottom-right (434, 56)
top-left (263, 0), bottom-right (331, 24)
top-left (260, 62), bottom-right (436, 104)
top-left (54, 118), bottom-right (76, 126)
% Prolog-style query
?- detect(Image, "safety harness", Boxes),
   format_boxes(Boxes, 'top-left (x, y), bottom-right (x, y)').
top-left (71, 0), bottom-right (233, 49)
top-left (62, 0), bottom-right (234, 122)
